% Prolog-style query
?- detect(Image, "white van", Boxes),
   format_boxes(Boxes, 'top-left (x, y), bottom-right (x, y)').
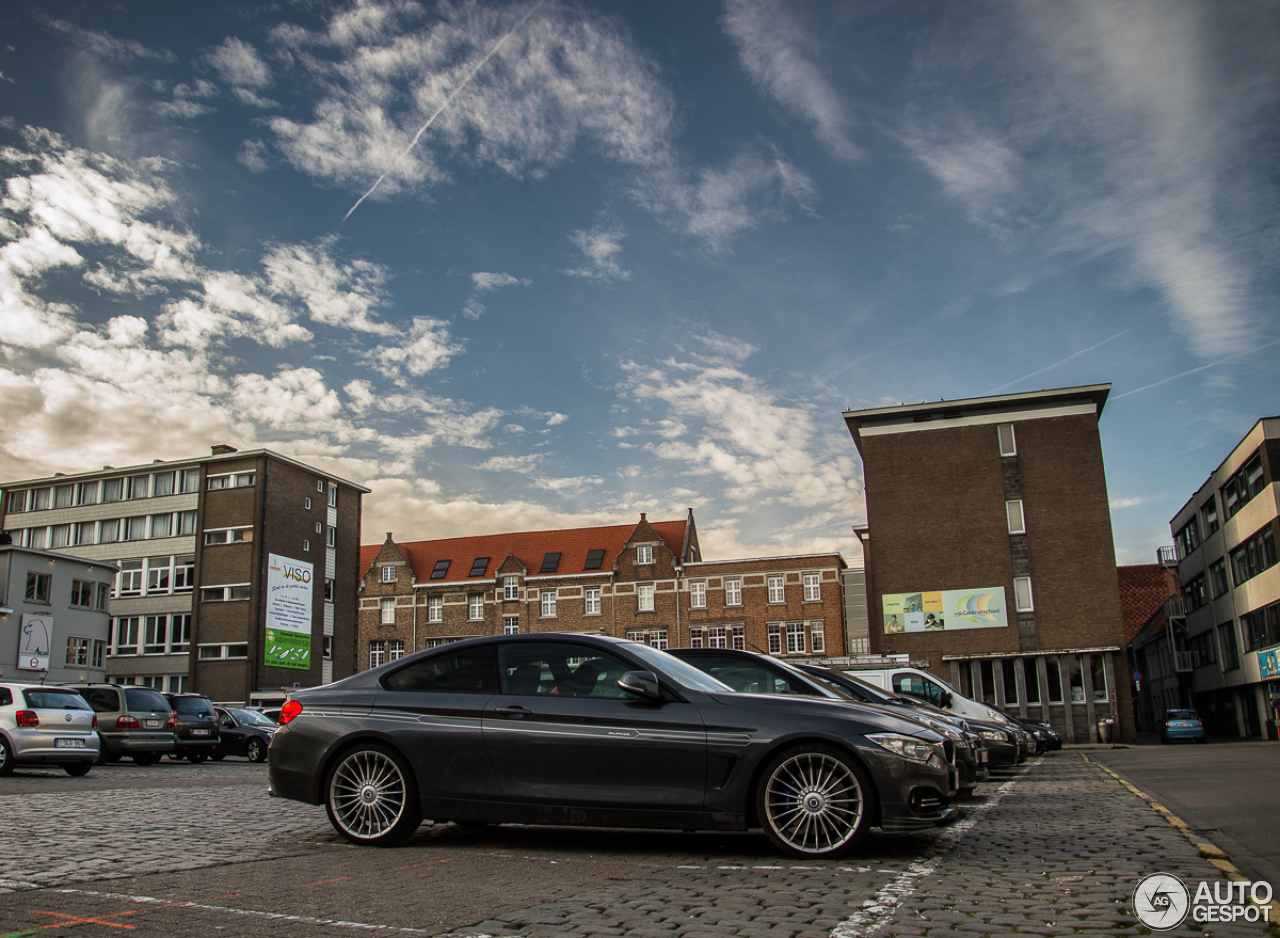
top-left (837, 665), bottom-right (1013, 726)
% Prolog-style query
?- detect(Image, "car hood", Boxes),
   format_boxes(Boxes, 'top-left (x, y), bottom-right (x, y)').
top-left (703, 690), bottom-right (946, 740)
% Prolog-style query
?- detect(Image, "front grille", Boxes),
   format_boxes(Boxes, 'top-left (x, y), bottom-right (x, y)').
top-left (942, 740), bottom-right (955, 764)
top-left (908, 787), bottom-right (946, 817)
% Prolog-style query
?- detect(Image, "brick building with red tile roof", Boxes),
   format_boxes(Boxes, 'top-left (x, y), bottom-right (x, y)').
top-left (357, 510), bottom-right (850, 670)
top-left (1118, 564), bottom-right (1179, 645)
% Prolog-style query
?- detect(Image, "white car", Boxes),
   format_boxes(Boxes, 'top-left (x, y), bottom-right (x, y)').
top-left (0, 682), bottom-right (100, 776)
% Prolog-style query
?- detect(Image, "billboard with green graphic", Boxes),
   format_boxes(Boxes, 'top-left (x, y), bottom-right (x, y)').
top-left (882, 587), bottom-right (1008, 634)
top-left (264, 553), bottom-right (313, 670)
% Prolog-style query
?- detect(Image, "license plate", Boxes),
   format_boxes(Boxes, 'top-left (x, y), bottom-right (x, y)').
top-left (55, 738), bottom-right (86, 749)
top-left (192, 729), bottom-right (210, 736)
top-left (978, 750), bottom-right (989, 763)
top-left (145, 719), bottom-right (160, 728)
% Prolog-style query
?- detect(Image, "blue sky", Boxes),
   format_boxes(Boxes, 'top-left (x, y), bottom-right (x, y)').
top-left (1, 1), bottom-right (1277, 566)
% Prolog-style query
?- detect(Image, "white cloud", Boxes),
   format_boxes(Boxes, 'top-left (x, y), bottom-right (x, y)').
top-left (562, 220), bottom-right (630, 282)
top-left (370, 316), bottom-right (463, 378)
top-left (206, 37), bottom-right (273, 90)
top-left (462, 298), bottom-right (485, 320)
top-left (722, 0), bottom-right (859, 160)
top-left (42, 19), bottom-right (174, 63)
top-left (475, 454), bottom-right (543, 473)
top-left (470, 271), bottom-right (524, 291)
top-left (262, 239), bottom-right (397, 335)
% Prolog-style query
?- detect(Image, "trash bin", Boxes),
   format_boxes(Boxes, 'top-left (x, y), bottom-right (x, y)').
top-left (1097, 718), bottom-right (1114, 743)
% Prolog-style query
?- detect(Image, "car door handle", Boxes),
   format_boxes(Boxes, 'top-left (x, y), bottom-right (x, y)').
top-left (494, 705), bottom-right (531, 718)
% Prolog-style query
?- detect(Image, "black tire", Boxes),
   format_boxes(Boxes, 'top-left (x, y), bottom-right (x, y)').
top-left (756, 744), bottom-right (872, 859)
top-left (188, 752), bottom-right (209, 764)
top-left (95, 744), bottom-right (111, 766)
top-left (210, 753), bottom-right (226, 761)
top-left (245, 738), bottom-right (266, 763)
top-left (133, 752), bottom-right (161, 766)
top-left (65, 762), bottom-right (93, 777)
top-left (324, 744), bottom-right (421, 847)
top-left (0, 735), bottom-right (13, 777)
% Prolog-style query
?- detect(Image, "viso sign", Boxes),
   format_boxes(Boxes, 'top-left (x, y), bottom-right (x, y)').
top-left (882, 587), bottom-right (1008, 634)
top-left (264, 554), bottom-right (313, 671)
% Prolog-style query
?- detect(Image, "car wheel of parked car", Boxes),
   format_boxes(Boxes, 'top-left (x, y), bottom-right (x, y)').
top-left (245, 739), bottom-right (266, 763)
top-left (188, 753), bottom-right (209, 764)
top-left (133, 752), bottom-right (160, 766)
top-left (210, 753), bottom-right (225, 761)
top-left (0, 736), bottom-right (13, 777)
top-left (324, 744), bottom-right (421, 847)
top-left (64, 762), bottom-right (93, 777)
top-left (756, 744), bottom-right (872, 859)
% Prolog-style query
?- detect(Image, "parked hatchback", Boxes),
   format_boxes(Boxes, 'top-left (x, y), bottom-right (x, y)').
top-left (212, 707), bottom-right (275, 762)
top-left (64, 683), bottom-right (175, 765)
top-left (165, 694), bottom-right (220, 762)
top-left (1161, 709), bottom-right (1206, 744)
top-left (0, 683), bottom-right (99, 776)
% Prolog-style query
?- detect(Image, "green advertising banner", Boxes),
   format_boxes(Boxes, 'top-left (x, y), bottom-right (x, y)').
top-left (264, 553), bottom-right (313, 671)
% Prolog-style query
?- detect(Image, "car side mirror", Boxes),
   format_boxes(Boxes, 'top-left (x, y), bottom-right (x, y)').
top-left (941, 691), bottom-right (953, 708)
top-left (617, 670), bottom-right (662, 701)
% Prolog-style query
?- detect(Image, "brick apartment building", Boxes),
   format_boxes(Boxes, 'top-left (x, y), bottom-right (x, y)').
top-left (0, 446), bottom-right (368, 706)
top-left (844, 384), bottom-right (1135, 744)
top-left (1165, 417), bottom-right (1279, 738)
top-left (358, 511), bottom-right (848, 669)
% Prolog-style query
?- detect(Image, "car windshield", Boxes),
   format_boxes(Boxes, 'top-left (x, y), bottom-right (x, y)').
top-left (125, 688), bottom-right (172, 713)
top-left (230, 708), bottom-right (275, 725)
top-left (792, 670), bottom-right (857, 700)
top-left (23, 689), bottom-right (92, 710)
top-left (171, 697), bottom-right (215, 715)
top-left (623, 643), bottom-right (734, 693)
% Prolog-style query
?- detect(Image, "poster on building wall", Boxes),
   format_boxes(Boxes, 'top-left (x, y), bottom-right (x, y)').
top-left (18, 613), bottom-right (52, 671)
top-left (882, 588), bottom-right (1008, 633)
top-left (264, 554), bottom-right (313, 670)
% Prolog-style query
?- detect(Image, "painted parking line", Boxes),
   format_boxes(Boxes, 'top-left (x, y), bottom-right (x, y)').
top-left (56, 888), bottom-right (433, 934)
top-left (29, 909), bottom-right (138, 929)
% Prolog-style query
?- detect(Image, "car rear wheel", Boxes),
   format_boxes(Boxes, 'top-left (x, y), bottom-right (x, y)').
top-left (756, 744), bottom-right (872, 859)
top-left (245, 739), bottom-right (266, 763)
top-left (188, 753), bottom-right (209, 764)
top-left (0, 736), bottom-right (13, 777)
top-left (210, 753), bottom-right (226, 761)
top-left (65, 762), bottom-right (93, 777)
top-left (325, 744), bottom-right (421, 847)
top-left (133, 752), bottom-right (160, 766)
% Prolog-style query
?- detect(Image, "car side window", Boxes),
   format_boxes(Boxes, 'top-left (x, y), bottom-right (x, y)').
top-left (893, 673), bottom-right (948, 707)
top-left (384, 646), bottom-right (499, 694)
top-left (498, 643), bottom-right (635, 699)
top-left (219, 711), bottom-right (235, 727)
top-left (0, 688), bottom-right (11, 706)
top-left (694, 657), bottom-right (799, 696)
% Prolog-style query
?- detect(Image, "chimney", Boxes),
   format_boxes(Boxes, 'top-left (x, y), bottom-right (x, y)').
top-left (640, 512), bottom-right (647, 522)
top-left (211, 444), bottom-right (238, 455)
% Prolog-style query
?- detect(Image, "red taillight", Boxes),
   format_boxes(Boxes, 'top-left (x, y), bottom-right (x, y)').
top-left (278, 700), bottom-right (303, 725)
top-left (117, 715), bottom-right (139, 729)
top-left (165, 711), bottom-right (177, 730)
top-left (16, 710), bottom-right (39, 728)
top-left (92, 715), bottom-right (98, 730)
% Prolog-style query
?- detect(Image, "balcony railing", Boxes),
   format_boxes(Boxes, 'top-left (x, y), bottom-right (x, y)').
top-left (1164, 597), bottom-right (1191, 619)
top-left (1173, 650), bottom-right (1199, 672)
top-left (1157, 545), bottom-right (1178, 568)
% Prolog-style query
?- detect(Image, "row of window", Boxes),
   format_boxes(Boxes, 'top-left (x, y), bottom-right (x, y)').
top-left (22, 572), bottom-right (111, 610)
top-left (115, 555), bottom-right (195, 597)
top-left (110, 614), bottom-right (192, 656)
top-left (10, 511), bottom-right (198, 550)
top-left (955, 654), bottom-right (1110, 707)
top-left (6, 469), bottom-right (203, 514)
top-left (1177, 450), bottom-right (1269, 559)
top-left (1186, 523), bottom-right (1277, 609)
top-left (111, 674), bottom-right (189, 693)
top-left (66, 637), bottom-right (107, 669)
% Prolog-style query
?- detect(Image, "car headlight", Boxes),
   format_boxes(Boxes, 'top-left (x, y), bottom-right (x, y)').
top-left (938, 726), bottom-right (962, 741)
top-left (868, 733), bottom-right (939, 764)
top-left (986, 708), bottom-right (1003, 721)
top-left (979, 729), bottom-right (1007, 742)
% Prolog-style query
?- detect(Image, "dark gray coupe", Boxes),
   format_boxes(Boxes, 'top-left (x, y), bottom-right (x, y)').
top-left (268, 634), bottom-right (958, 858)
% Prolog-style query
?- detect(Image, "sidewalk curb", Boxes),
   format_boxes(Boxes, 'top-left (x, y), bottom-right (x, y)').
top-left (1082, 753), bottom-right (1279, 923)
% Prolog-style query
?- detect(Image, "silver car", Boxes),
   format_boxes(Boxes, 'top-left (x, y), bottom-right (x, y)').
top-left (0, 682), bottom-right (99, 776)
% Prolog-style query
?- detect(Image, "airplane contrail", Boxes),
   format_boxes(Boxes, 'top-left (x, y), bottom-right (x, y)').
top-left (987, 329), bottom-right (1133, 394)
top-left (343, 0), bottom-right (547, 223)
top-left (1114, 337), bottom-right (1280, 400)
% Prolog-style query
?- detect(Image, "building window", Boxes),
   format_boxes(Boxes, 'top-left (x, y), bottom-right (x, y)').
top-left (303, 539), bottom-right (311, 552)
top-left (318, 480), bottom-right (326, 493)
top-left (725, 578), bottom-right (742, 606)
top-left (626, 629), bottom-right (667, 650)
top-left (584, 587), bottom-right (601, 615)
top-left (767, 623), bottom-right (782, 655)
top-left (179, 468), bottom-right (200, 493)
top-left (200, 584), bottom-right (251, 603)
top-left (98, 519), bottom-right (119, 544)
top-left (1006, 500), bottom-right (1026, 535)
top-left (1202, 497), bottom-right (1220, 536)
top-left (66, 637), bottom-right (90, 667)
top-left (143, 616), bottom-right (167, 655)
top-left (637, 584), bottom-right (655, 612)
top-left (324, 578), bottom-right (335, 603)
top-left (1219, 622), bottom-right (1240, 670)
top-left (25, 572), bottom-right (51, 603)
top-left (6, 490), bottom-right (27, 513)
top-left (146, 557), bottom-right (170, 595)
top-left (112, 617), bottom-right (140, 656)
top-left (204, 527), bottom-right (253, 545)
top-left (427, 596), bottom-right (443, 622)
top-left (207, 472), bottom-right (255, 490)
top-left (315, 522), bottom-right (323, 534)
top-left (389, 640), bottom-right (406, 661)
top-left (304, 497), bottom-right (312, 510)
top-left (171, 615), bottom-right (191, 653)
top-left (767, 576), bottom-right (785, 604)
top-left (176, 510), bottom-right (197, 535)
top-left (732, 625), bottom-right (745, 650)
top-left (381, 565), bottom-right (396, 583)
top-left (503, 576), bottom-right (519, 601)
top-left (101, 478), bottom-right (122, 502)
top-left (323, 636), bottom-right (333, 660)
top-left (1175, 517), bottom-right (1200, 560)
top-left (50, 523), bottom-right (71, 548)
top-left (92, 640), bottom-right (106, 669)
top-left (468, 593), bottom-right (484, 620)
top-left (126, 475), bottom-right (149, 499)
top-left (540, 590), bottom-right (557, 617)
top-left (997, 423), bottom-right (1017, 457)
top-left (73, 521), bottom-right (95, 546)
top-left (1221, 452), bottom-right (1265, 521)
top-left (173, 556), bottom-right (194, 593)
top-left (1013, 576), bottom-right (1034, 612)
top-left (810, 622), bottom-right (825, 654)
top-left (326, 526), bottom-right (336, 548)
top-left (26, 527), bottom-right (46, 550)
top-left (708, 626), bottom-right (727, 649)
top-left (1242, 602), bottom-right (1280, 652)
top-left (785, 622), bottom-right (806, 654)
top-left (381, 599), bottom-right (396, 625)
top-left (124, 516), bottom-right (148, 541)
top-left (636, 545), bottom-right (653, 565)
top-left (689, 628), bottom-right (704, 648)
top-left (690, 581), bottom-right (706, 608)
top-left (70, 579), bottom-right (96, 607)
top-left (369, 642), bottom-right (387, 669)
top-left (503, 616), bottom-right (519, 635)
top-left (1229, 525), bottom-right (1277, 587)
top-left (116, 560), bottom-right (143, 597)
top-left (1183, 573), bottom-right (1208, 611)
top-left (95, 582), bottom-right (110, 611)
top-left (52, 484), bottom-right (72, 509)
top-left (1209, 559), bottom-right (1230, 598)
top-left (152, 472), bottom-right (175, 497)
top-left (328, 484), bottom-right (338, 508)
top-left (802, 574), bottom-right (821, 602)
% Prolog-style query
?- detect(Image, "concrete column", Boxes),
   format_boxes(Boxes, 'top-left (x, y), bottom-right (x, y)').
top-left (1014, 657), bottom-right (1029, 718)
top-left (993, 658), bottom-right (1007, 709)
top-left (970, 660), bottom-right (983, 704)
top-left (1057, 655), bottom-right (1075, 742)
top-left (1082, 654), bottom-right (1099, 742)
top-left (950, 661), bottom-right (963, 693)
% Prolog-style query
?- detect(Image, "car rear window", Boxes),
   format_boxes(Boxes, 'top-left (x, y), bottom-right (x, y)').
top-left (170, 697), bottom-right (215, 716)
top-left (78, 688), bottom-right (120, 712)
top-left (1168, 710), bottom-right (1198, 720)
top-left (125, 688), bottom-right (172, 713)
top-left (23, 690), bottom-right (92, 710)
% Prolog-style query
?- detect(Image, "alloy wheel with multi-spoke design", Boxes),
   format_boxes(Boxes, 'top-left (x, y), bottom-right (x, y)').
top-left (757, 745), bottom-right (870, 858)
top-left (325, 745), bottom-right (421, 846)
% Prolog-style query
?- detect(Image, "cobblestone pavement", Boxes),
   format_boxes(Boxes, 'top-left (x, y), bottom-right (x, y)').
top-left (0, 754), bottom-right (1271, 937)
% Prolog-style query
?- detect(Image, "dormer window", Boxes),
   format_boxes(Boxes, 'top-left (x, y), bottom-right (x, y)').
top-left (469, 557), bottom-right (490, 577)
top-left (540, 552), bottom-right (560, 573)
top-left (584, 548), bottom-right (605, 571)
top-left (430, 559), bottom-right (451, 580)
top-left (381, 565), bottom-right (396, 583)
top-left (636, 545), bottom-right (653, 565)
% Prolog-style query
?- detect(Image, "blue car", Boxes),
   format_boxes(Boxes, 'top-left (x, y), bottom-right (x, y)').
top-left (1160, 709), bottom-right (1206, 744)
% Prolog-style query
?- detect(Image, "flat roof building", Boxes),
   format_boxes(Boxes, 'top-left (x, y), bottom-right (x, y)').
top-left (844, 384), bottom-right (1134, 743)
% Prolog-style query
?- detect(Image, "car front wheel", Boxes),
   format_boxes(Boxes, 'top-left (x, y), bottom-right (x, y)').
top-left (65, 762), bottom-right (93, 777)
top-left (133, 752), bottom-right (160, 766)
top-left (0, 736), bottom-right (13, 776)
top-left (756, 744), bottom-right (872, 859)
top-left (245, 739), bottom-right (266, 763)
top-left (325, 744), bottom-right (421, 847)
